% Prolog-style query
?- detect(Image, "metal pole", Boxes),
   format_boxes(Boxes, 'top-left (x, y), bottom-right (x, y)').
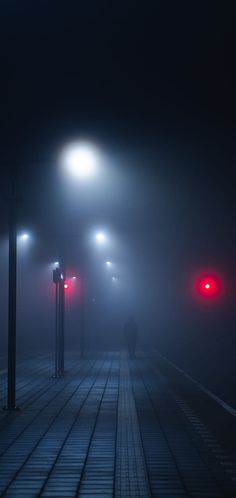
top-left (80, 277), bottom-right (85, 357)
top-left (58, 274), bottom-right (65, 375)
top-left (53, 267), bottom-right (62, 378)
top-left (54, 282), bottom-right (59, 377)
top-left (6, 180), bottom-right (18, 410)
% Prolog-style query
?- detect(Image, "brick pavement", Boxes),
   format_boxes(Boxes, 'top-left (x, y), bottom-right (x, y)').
top-left (0, 352), bottom-right (236, 497)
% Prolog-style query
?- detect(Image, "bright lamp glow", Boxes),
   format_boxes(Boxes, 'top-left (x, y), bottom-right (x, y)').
top-left (106, 261), bottom-right (111, 266)
top-left (20, 233), bottom-right (29, 241)
top-left (61, 141), bottom-right (99, 179)
top-left (95, 232), bottom-right (106, 244)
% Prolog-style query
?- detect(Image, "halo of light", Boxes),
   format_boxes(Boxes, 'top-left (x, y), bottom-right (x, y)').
top-left (195, 275), bottom-right (222, 298)
top-left (95, 232), bottom-right (106, 244)
top-left (20, 233), bottom-right (29, 241)
top-left (61, 141), bottom-right (99, 179)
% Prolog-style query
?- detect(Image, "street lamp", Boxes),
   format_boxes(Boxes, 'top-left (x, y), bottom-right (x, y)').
top-left (19, 233), bottom-right (29, 241)
top-left (95, 232), bottom-right (106, 244)
top-left (61, 140), bottom-right (100, 180)
top-left (60, 140), bottom-right (100, 360)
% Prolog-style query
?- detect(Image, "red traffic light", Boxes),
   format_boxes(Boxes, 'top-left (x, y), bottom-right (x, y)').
top-left (195, 274), bottom-right (222, 299)
top-left (64, 282), bottom-right (69, 290)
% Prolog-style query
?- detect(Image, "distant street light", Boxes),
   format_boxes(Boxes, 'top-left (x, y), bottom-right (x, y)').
top-left (19, 233), bottom-right (29, 241)
top-left (106, 261), bottom-right (111, 266)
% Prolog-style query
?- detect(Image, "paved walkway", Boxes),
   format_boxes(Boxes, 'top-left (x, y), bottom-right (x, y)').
top-left (1, 352), bottom-right (236, 497)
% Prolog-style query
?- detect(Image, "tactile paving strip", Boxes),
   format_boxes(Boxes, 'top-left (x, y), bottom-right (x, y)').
top-left (115, 358), bottom-right (151, 498)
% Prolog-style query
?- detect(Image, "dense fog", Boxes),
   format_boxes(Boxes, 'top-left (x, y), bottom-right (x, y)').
top-left (1, 138), bottom-right (236, 407)
top-left (0, 2), bottom-right (236, 412)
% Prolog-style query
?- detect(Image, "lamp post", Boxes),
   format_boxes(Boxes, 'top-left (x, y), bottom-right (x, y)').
top-left (60, 140), bottom-right (102, 356)
top-left (80, 277), bottom-right (85, 357)
top-left (58, 266), bottom-right (65, 375)
top-left (4, 178), bottom-right (18, 410)
top-left (4, 165), bottom-right (33, 410)
top-left (60, 140), bottom-right (112, 359)
top-left (52, 265), bottom-right (65, 377)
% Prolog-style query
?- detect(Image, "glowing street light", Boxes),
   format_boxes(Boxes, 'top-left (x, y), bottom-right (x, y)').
top-left (61, 140), bottom-right (100, 180)
top-left (95, 232), bottom-right (106, 244)
top-left (19, 233), bottom-right (29, 241)
top-left (106, 261), bottom-right (111, 266)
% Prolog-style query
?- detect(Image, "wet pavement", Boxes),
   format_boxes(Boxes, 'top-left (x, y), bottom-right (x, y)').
top-left (1, 352), bottom-right (236, 497)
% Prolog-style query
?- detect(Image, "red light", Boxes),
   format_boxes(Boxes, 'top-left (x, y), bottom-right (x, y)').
top-left (195, 274), bottom-right (221, 299)
top-left (64, 282), bottom-right (69, 290)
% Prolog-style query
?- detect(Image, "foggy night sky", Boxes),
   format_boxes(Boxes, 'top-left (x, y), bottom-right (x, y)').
top-left (0, 2), bottom-right (236, 401)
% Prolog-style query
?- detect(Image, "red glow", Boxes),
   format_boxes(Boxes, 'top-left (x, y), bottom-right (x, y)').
top-left (64, 282), bottom-right (69, 290)
top-left (195, 274), bottom-right (222, 299)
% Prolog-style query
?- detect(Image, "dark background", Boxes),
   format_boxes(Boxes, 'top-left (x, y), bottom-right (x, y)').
top-left (0, 2), bottom-right (236, 406)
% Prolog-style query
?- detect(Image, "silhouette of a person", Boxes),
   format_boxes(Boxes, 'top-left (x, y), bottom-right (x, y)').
top-left (124, 315), bottom-right (138, 358)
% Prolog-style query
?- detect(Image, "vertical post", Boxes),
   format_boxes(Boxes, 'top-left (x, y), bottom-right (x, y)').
top-left (53, 267), bottom-right (62, 378)
top-left (80, 277), bottom-right (85, 357)
top-left (54, 281), bottom-right (59, 377)
top-left (58, 272), bottom-right (65, 375)
top-left (6, 180), bottom-right (18, 410)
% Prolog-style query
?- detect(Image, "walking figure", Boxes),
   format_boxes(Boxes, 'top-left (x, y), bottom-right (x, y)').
top-left (124, 315), bottom-right (138, 358)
